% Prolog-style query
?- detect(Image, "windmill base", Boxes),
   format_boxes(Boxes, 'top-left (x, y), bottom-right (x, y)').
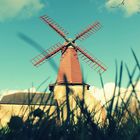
top-left (49, 83), bottom-right (90, 92)
top-left (49, 83), bottom-right (106, 124)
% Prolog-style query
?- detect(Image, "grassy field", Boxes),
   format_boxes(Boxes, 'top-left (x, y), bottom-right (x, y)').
top-left (0, 49), bottom-right (140, 140)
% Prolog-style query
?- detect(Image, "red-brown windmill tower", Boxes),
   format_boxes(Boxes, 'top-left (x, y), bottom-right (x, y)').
top-left (31, 15), bottom-right (107, 91)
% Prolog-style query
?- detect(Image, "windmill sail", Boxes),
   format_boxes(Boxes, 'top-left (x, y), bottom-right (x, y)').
top-left (74, 21), bottom-right (101, 42)
top-left (32, 43), bottom-right (64, 67)
top-left (76, 46), bottom-right (107, 73)
top-left (40, 15), bottom-right (69, 41)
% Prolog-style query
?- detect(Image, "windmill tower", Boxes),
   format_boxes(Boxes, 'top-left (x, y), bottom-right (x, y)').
top-left (32, 15), bottom-right (107, 93)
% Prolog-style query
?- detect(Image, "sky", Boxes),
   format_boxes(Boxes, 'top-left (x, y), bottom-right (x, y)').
top-left (0, 0), bottom-right (140, 92)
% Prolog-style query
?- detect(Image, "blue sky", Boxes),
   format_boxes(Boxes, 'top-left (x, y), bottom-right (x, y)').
top-left (0, 0), bottom-right (140, 91)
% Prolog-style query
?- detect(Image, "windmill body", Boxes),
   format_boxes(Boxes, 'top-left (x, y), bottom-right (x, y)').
top-left (57, 45), bottom-right (82, 84)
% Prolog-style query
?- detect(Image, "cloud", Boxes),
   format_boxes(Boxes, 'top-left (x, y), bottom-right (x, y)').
top-left (0, 0), bottom-right (45, 22)
top-left (106, 0), bottom-right (140, 16)
top-left (89, 81), bottom-right (140, 107)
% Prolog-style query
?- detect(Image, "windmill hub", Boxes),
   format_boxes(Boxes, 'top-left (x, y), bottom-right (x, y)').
top-left (64, 39), bottom-right (76, 48)
top-left (67, 38), bottom-right (74, 43)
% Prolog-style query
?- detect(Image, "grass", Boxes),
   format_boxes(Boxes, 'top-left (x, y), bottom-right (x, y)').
top-left (0, 49), bottom-right (140, 140)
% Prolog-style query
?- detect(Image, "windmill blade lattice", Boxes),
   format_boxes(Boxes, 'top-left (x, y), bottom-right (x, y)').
top-left (40, 15), bottom-right (69, 41)
top-left (77, 46), bottom-right (107, 74)
top-left (74, 21), bottom-right (101, 41)
top-left (32, 43), bottom-right (63, 67)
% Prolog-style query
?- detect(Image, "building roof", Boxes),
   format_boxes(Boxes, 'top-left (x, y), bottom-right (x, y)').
top-left (0, 92), bottom-right (57, 105)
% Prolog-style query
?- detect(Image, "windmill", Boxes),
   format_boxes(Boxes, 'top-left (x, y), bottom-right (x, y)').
top-left (31, 14), bottom-right (107, 91)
